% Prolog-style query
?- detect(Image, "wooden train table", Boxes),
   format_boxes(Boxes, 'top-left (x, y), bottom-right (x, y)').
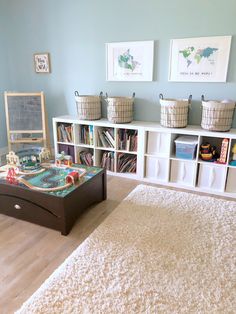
top-left (0, 164), bottom-right (106, 235)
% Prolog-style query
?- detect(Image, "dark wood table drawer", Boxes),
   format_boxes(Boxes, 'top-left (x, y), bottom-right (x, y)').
top-left (0, 194), bottom-right (61, 231)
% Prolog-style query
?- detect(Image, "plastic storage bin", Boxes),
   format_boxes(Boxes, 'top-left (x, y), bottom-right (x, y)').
top-left (175, 136), bottom-right (198, 159)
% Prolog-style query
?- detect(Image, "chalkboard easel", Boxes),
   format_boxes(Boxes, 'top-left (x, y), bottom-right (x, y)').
top-left (4, 91), bottom-right (50, 151)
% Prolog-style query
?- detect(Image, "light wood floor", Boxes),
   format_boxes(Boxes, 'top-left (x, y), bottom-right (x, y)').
top-left (0, 176), bottom-right (139, 314)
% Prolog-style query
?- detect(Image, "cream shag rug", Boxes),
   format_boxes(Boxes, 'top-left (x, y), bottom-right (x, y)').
top-left (16, 185), bottom-right (236, 314)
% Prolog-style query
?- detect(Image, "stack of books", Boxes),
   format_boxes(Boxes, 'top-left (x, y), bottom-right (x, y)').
top-left (101, 151), bottom-right (115, 171)
top-left (117, 153), bottom-right (136, 173)
top-left (78, 150), bottom-right (93, 166)
top-left (57, 124), bottom-right (73, 143)
top-left (118, 129), bottom-right (138, 151)
top-left (80, 125), bottom-right (93, 145)
top-left (97, 128), bottom-right (115, 148)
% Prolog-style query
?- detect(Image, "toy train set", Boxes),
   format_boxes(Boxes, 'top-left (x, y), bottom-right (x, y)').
top-left (0, 148), bottom-right (87, 192)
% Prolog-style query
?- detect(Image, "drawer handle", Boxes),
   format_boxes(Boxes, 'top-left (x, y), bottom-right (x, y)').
top-left (14, 204), bottom-right (22, 210)
top-left (156, 159), bottom-right (160, 176)
top-left (209, 168), bottom-right (215, 188)
top-left (181, 163), bottom-right (186, 181)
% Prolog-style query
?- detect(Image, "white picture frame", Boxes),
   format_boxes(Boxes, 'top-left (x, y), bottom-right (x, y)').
top-left (34, 52), bottom-right (51, 73)
top-left (106, 40), bottom-right (154, 81)
top-left (168, 36), bottom-right (232, 82)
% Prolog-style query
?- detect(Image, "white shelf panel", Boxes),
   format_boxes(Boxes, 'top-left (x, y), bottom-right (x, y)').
top-left (76, 143), bottom-right (94, 148)
top-left (95, 146), bottom-right (115, 151)
top-left (57, 141), bottom-right (75, 146)
top-left (144, 153), bottom-right (169, 158)
top-left (170, 156), bottom-right (197, 162)
top-left (197, 160), bottom-right (227, 168)
top-left (117, 150), bottom-right (137, 155)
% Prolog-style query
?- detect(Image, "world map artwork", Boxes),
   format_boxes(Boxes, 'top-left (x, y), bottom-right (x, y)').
top-left (179, 46), bottom-right (218, 68)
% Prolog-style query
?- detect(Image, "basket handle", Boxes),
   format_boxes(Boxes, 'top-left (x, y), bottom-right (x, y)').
top-left (75, 91), bottom-right (79, 96)
top-left (188, 95), bottom-right (192, 104)
top-left (159, 93), bottom-right (163, 100)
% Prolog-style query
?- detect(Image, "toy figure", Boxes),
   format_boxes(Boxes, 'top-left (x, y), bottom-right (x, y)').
top-left (199, 143), bottom-right (217, 161)
top-left (6, 167), bottom-right (18, 185)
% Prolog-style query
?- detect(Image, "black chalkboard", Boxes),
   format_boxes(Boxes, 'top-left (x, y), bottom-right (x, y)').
top-left (6, 94), bottom-right (43, 131)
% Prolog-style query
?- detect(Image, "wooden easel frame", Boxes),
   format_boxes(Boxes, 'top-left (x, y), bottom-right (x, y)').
top-left (4, 91), bottom-right (50, 151)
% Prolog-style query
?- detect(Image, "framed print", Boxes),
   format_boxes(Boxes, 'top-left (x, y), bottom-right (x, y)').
top-left (34, 53), bottom-right (51, 73)
top-left (168, 36), bottom-right (232, 82)
top-left (106, 40), bottom-right (154, 81)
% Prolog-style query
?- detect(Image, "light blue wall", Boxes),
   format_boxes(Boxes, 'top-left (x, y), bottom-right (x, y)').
top-left (0, 6), bottom-right (9, 147)
top-left (1, 0), bottom-right (236, 148)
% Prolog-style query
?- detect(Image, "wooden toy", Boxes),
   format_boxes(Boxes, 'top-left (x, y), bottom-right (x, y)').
top-left (199, 143), bottom-right (216, 161)
top-left (217, 138), bottom-right (229, 164)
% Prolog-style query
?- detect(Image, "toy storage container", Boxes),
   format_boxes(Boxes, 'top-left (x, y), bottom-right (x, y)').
top-left (75, 91), bottom-right (102, 120)
top-left (175, 135), bottom-right (198, 159)
top-left (159, 94), bottom-right (192, 128)
top-left (105, 93), bottom-right (135, 124)
top-left (201, 95), bottom-right (235, 132)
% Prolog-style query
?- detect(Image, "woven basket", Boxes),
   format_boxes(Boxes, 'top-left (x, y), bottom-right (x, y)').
top-left (75, 91), bottom-right (102, 120)
top-left (106, 93), bottom-right (135, 124)
top-left (201, 95), bottom-right (235, 131)
top-left (160, 94), bottom-right (192, 128)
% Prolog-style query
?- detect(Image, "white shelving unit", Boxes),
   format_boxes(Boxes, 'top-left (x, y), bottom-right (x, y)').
top-left (53, 115), bottom-right (236, 199)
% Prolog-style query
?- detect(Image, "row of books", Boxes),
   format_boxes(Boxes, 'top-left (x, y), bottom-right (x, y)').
top-left (118, 129), bottom-right (138, 152)
top-left (57, 124), bottom-right (74, 143)
top-left (78, 150), bottom-right (93, 166)
top-left (80, 125), bottom-right (93, 145)
top-left (117, 153), bottom-right (137, 173)
top-left (97, 128), bottom-right (115, 148)
top-left (100, 152), bottom-right (115, 171)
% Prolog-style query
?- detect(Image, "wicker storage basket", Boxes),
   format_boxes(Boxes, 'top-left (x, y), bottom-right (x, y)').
top-left (75, 91), bottom-right (102, 120)
top-left (160, 94), bottom-right (192, 128)
top-left (201, 95), bottom-right (235, 131)
top-left (106, 93), bottom-right (135, 124)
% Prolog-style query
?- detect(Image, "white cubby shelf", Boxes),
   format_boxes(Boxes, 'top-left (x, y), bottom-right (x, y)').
top-left (53, 115), bottom-right (236, 199)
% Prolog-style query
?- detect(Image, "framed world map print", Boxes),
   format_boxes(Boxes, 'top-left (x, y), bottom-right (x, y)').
top-left (168, 36), bottom-right (232, 82)
top-left (106, 41), bottom-right (154, 81)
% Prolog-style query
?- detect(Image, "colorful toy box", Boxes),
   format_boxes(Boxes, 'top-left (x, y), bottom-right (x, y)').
top-left (175, 136), bottom-right (198, 160)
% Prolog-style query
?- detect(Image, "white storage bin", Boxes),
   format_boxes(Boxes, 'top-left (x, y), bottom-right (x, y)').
top-left (159, 94), bottom-right (192, 128)
top-left (146, 132), bottom-right (171, 157)
top-left (145, 156), bottom-right (169, 182)
top-left (170, 160), bottom-right (196, 186)
top-left (201, 95), bottom-right (235, 131)
top-left (197, 164), bottom-right (227, 191)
